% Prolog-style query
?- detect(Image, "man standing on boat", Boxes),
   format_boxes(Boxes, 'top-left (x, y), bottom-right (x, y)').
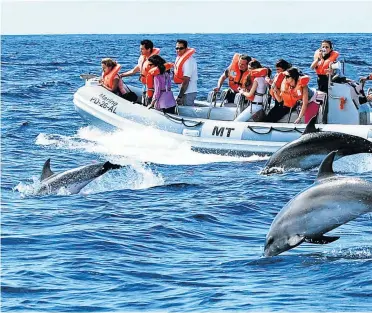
top-left (120, 39), bottom-right (160, 105)
top-left (173, 39), bottom-right (198, 106)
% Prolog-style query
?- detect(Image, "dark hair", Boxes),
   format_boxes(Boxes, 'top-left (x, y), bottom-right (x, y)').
top-left (286, 67), bottom-right (302, 85)
top-left (322, 40), bottom-right (333, 50)
top-left (176, 39), bottom-right (188, 48)
top-left (240, 54), bottom-right (252, 63)
top-left (148, 55), bottom-right (167, 74)
top-left (321, 40), bottom-right (333, 60)
top-left (140, 39), bottom-right (154, 51)
top-left (275, 59), bottom-right (292, 70)
top-left (248, 60), bottom-right (262, 69)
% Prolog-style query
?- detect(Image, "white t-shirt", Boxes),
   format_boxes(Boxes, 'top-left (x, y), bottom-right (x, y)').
top-left (182, 56), bottom-right (198, 94)
top-left (253, 77), bottom-right (268, 103)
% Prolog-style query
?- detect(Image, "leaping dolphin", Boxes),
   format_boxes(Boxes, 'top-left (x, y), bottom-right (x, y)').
top-left (264, 151), bottom-right (372, 257)
top-left (261, 116), bottom-right (372, 174)
top-left (36, 159), bottom-right (123, 195)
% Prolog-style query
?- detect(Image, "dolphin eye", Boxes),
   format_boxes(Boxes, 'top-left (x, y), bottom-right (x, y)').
top-left (267, 237), bottom-right (274, 245)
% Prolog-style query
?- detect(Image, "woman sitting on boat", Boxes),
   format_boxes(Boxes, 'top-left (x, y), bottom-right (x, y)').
top-left (146, 55), bottom-right (177, 114)
top-left (272, 67), bottom-right (320, 124)
top-left (265, 59), bottom-right (292, 122)
top-left (100, 58), bottom-right (137, 102)
top-left (310, 40), bottom-right (339, 94)
top-left (235, 60), bottom-right (268, 122)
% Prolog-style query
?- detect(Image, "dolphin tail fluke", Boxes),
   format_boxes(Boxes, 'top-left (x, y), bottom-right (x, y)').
top-left (316, 150), bottom-right (337, 181)
top-left (102, 161), bottom-right (123, 173)
top-left (40, 158), bottom-right (55, 181)
top-left (304, 235), bottom-right (340, 244)
top-left (302, 115), bottom-right (319, 135)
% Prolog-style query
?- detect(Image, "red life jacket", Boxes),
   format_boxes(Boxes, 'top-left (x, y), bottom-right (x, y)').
top-left (281, 75), bottom-right (310, 108)
top-left (102, 64), bottom-right (121, 89)
top-left (228, 53), bottom-right (250, 92)
top-left (315, 50), bottom-right (339, 75)
top-left (173, 48), bottom-right (196, 84)
top-left (269, 72), bottom-right (285, 98)
top-left (139, 47), bottom-right (161, 84)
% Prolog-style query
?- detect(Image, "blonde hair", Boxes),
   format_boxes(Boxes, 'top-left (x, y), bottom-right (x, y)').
top-left (101, 58), bottom-right (117, 68)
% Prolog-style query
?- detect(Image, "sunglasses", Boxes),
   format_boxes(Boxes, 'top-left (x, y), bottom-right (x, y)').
top-left (175, 47), bottom-right (185, 50)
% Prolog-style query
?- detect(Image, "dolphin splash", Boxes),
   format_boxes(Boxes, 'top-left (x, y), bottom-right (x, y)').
top-left (35, 158), bottom-right (123, 195)
top-left (264, 150), bottom-right (372, 257)
top-left (261, 116), bottom-right (372, 174)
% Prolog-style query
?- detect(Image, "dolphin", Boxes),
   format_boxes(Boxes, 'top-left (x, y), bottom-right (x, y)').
top-left (264, 151), bottom-right (372, 257)
top-left (261, 116), bottom-right (372, 174)
top-left (35, 158), bottom-right (122, 195)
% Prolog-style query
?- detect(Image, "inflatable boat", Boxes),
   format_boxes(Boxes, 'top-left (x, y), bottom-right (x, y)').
top-left (73, 71), bottom-right (372, 156)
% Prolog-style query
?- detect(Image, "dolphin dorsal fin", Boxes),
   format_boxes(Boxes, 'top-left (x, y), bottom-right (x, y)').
top-left (302, 115), bottom-right (319, 135)
top-left (40, 158), bottom-right (55, 181)
top-left (316, 151), bottom-right (337, 181)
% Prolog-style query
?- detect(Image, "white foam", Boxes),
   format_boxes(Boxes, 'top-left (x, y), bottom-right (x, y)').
top-left (37, 126), bottom-right (269, 166)
top-left (333, 153), bottom-right (372, 173)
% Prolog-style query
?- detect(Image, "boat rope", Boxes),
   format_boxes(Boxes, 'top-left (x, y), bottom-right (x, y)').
top-left (164, 112), bottom-right (203, 128)
top-left (247, 125), bottom-right (307, 134)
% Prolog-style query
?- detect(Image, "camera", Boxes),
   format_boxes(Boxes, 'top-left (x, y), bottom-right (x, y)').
top-left (320, 47), bottom-right (327, 53)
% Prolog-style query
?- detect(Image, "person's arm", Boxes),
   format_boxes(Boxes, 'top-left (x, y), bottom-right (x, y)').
top-left (149, 76), bottom-right (161, 108)
top-left (295, 86), bottom-right (309, 124)
top-left (176, 59), bottom-right (193, 104)
top-left (120, 65), bottom-right (140, 78)
top-left (239, 80), bottom-right (258, 100)
top-left (360, 73), bottom-right (372, 84)
top-left (272, 84), bottom-right (283, 102)
top-left (310, 49), bottom-right (322, 70)
top-left (214, 69), bottom-right (229, 92)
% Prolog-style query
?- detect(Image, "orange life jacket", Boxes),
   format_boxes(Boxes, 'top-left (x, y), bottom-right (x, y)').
top-left (228, 53), bottom-right (250, 92)
top-left (369, 74), bottom-right (372, 80)
top-left (281, 75), bottom-right (310, 108)
top-left (146, 63), bottom-right (174, 98)
top-left (102, 64), bottom-right (122, 90)
top-left (173, 48), bottom-right (196, 84)
top-left (269, 72), bottom-right (285, 97)
top-left (139, 47), bottom-right (161, 84)
top-left (315, 50), bottom-right (339, 75)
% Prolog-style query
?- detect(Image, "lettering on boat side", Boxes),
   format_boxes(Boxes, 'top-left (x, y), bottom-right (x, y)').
top-left (90, 93), bottom-right (118, 114)
top-left (212, 126), bottom-right (235, 137)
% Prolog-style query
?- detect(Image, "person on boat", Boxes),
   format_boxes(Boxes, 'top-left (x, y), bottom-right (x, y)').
top-left (213, 54), bottom-right (252, 103)
top-left (360, 73), bottom-right (372, 102)
top-left (272, 67), bottom-right (319, 124)
top-left (310, 40), bottom-right (339, 94)
top-left (174, 39), bottom-right (198, 106)
top-left (235, 60), bottom-right (269, 121)
top-left (265, 59), bottom-right (292, 122)
top-left (119, 39), bottom-right (161, 105)
top-left (99, 58), bottom-right (137, 101)
top-left (146, 55), bottom-right (177, 114)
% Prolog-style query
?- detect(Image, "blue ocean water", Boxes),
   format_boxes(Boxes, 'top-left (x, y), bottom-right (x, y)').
top-left (2, 33), bottom-right (372, 312)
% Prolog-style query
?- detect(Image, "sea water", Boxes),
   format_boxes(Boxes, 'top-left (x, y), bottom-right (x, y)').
top-left (2, 33), bottom-right (372, 312)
